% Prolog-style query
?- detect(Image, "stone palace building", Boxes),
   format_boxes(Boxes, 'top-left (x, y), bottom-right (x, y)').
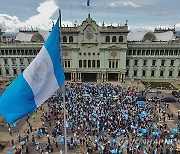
top-left (0, 14), bottom-right (180, 83)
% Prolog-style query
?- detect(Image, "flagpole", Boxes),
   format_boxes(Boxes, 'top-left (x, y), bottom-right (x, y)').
top-left (89, 5), bottom-right (90, 15)
top-left (88, 0), bottom-right (90, 15)
top-left (63, 84), bottom-right (67, 154)
top-left (59, 9), bottom-right (68, 154)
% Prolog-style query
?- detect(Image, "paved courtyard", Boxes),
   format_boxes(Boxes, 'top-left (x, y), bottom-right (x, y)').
top-left (0, 81), bottom-right (179, 153)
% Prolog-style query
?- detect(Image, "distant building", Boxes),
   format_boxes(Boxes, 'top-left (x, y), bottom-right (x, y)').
top-left (1, 32), bottom-right (16, 43)
top-left (0, 15), bottom-right (180, 82)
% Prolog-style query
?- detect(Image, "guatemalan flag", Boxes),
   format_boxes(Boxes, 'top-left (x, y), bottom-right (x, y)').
top-left (0, 18), bottom-right (65, 125)
top-left (87, 0), bottom-right (90, 6)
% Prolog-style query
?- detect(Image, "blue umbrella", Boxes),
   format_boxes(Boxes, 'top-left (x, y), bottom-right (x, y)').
top-left (58, 136), bottom-right (64, 142)
top-left (137, 133), bottom-right (143, 137)
top-left (124, 114), bottom-right (128, 120)
top-left (171, 127), bottom-right (179, 135)
top-left (137, 101), bottom-right (146, 106)
top-left (111, 149), bottom-right (117, 154)
top-left (94, 135), bottom-right (98, 142)
top-left (152, 130), bottom-right (160, 136)
top-left (140, 111), bottom-right (148, 117)
top-left (140, 128), bottom-right (149, 134)
top-left (116, 132), bottom-right (121, 137)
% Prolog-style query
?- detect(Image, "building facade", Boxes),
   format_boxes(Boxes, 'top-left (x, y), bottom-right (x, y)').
top-left (0, 15), bottom-right (180, 82)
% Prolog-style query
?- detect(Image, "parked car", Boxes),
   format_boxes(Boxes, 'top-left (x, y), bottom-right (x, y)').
top-left (161, 97), bottom-right (177, 103)
top-left (137, 96), bottom-right (146, 101)
top-left (148, 96), bottom-right (160, 102)
top-left (172, 91), bottom-right (180, 98)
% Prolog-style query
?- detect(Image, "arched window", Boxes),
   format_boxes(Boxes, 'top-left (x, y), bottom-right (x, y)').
top-left (88, 60), bottom-right (91, 68)
top-left (69, 36), bottom-right (73, 42)
top-left (21, 50), bottom-right (24, 55)
top-left (119, 36), bottom-right (123, 42)
top-left (29, 50), bottom-right (32, 55)
top-left (105, 36), bottom-right (110, 42)
top-left (169, 50), bottom-right (173, 55)
top-left (83, 60), bottom-right (87, 67)
top-left (92, 60), bottom-right (95, 68)
top-left (6, 68), bottom-right (9, 75)
top-left (33, 50), bottom-right (36, 55)
top-left (25, 50), bottom-right (28, 55)
top-left (151, 50), bottom-right (155, 55)
top-left (112, 61), bottom-right (115, 68)
top-left (112, 36), bottom-right (116, 42)
top-left (142, 70), bottom-right (146, 76)
top-left (5, 50), bottom-right (8, 55)
top-left (63, 36), bottom-right (67, 42)
top-left (97, 60), bottom-right (100, 68)
top-left (160, 50), bottom-right (164, 55)
top-left (79, 60), bottom-right (82, 67)
top-left (13, 50), bottom-right (16, 55)
top-left (109, 61), bottom-right (111, 68)
top-left (155, 50), bottom-right (159, 55)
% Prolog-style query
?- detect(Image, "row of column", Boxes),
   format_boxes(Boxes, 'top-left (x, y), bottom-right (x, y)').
top-left (71, 72), bottom-right (82, 82)
top-left (70, 72), bottom-right (125, 82)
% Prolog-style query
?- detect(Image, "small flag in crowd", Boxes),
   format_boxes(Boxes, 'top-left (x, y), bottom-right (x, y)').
top-left (0, 18), bottom-right (65, 125)
top-left (87, 0), bottom-right (90, 6)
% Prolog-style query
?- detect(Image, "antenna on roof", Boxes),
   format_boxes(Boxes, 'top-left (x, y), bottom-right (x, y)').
top-left (74, 21), bottom-right (77, 27)
top-left (102, 21), bottom-right (105, 27)
top-left (125, 20), bottom-right (128, 26)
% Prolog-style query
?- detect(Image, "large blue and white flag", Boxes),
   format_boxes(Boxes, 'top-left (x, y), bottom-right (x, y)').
top-left (0, 18), bottom-right (65, 124)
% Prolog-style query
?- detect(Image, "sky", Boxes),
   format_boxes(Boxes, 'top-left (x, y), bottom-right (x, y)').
top-left (0, 0), bottom-right (180, 32)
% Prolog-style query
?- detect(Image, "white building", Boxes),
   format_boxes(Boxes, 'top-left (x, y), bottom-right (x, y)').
top-left (0, 15), bottom-right (180, 82)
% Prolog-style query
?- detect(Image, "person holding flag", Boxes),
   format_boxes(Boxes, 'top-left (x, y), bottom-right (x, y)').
top-left (0, 17), bottom-right (65, 125)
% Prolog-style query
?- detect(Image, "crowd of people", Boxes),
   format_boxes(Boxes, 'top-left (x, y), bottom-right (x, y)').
top-left (1, 83), bottom-right (180, 153)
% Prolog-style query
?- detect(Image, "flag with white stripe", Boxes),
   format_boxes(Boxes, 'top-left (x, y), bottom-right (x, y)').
top-left (0, 18), bottom-right (65, 124)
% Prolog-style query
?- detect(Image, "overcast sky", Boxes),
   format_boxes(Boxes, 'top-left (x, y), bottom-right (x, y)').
top-left (0, 0), bottom-right (180, 32)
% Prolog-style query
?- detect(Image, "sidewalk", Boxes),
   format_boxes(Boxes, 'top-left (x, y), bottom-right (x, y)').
top-left (110, 80), bottom-right (145, 90)
top-left (171, 80), bottom-right (180, 90)
top-left (0, 103), bottom-right (48, 153)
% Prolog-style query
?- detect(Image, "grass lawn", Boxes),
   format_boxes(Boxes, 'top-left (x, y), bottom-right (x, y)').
top-left (143, 82), bottom-right (178, 90)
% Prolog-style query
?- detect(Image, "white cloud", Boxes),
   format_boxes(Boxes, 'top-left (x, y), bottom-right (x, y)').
top-left (129, 26), bottom-right (154, 32)
top-left (175, 23), bottom-right (180, 30)
top-left (0, 0), bottom-right (58, 32)
top-left (61, 21), bottom-right (73, 27)
top-left (104, 2), bottom-right (116, 9)
top-left (129, 24), bottom-right (180, 32)
top-left (104, 1), bottom-right (142, 9)
top-left (25, 0), bottom-right (58, 29)
top-left (122, 1), bottom-right (142, 8)
top-left (80, 4), bottom-right (88, 9)
top-left (0, 14), bottom-right (21, 32)
top-left (150, 11), bottom-right (169, 16)
top-left (97, 22), bottom-right (154, 32)
top-left (97, 22), bottom-right (177, 33)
